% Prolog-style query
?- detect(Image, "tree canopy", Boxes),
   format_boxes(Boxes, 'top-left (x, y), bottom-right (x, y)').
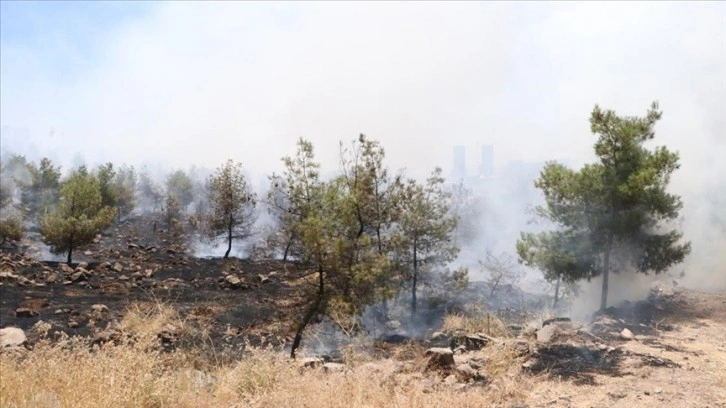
top-left (40, 167), bottom-right (116, 264)
top-left (517, 102), bottom-right (691, 310)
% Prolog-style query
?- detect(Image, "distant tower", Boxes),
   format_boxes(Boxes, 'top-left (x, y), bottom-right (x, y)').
top-left (453, 145), bottom-right (466, 180)
top-left (480, 144), bottom-right (494, 177)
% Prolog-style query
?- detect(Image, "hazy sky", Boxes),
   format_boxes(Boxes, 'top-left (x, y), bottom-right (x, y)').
top-left (1, 1), bottom-right (724, 183)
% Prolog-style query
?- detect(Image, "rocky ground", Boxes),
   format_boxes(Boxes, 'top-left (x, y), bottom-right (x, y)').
top-left (1, 216), bottom-right (725, 407)
top-left (0, 216), bottom-right (311, 352)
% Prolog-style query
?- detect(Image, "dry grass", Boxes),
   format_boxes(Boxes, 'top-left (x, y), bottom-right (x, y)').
top-left (0, 302), bottom-right (536, 408)
top-left (441, 312), bottom-right (514, 338)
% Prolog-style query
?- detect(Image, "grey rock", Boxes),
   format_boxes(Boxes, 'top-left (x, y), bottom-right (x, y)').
top-left (0, 327), bottom-right (26, 348)
top-left (620, 328), bottom-right (634, 341)
top-left (425, 347), bottom-right (455, 369)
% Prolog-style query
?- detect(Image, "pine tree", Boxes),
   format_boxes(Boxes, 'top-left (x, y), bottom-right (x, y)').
top-left (517, 102), bottom-right (691, 310)
top-left (40, 167), bottom-right (116, 264)
top-left (207, 160), bottom-right (257, 259)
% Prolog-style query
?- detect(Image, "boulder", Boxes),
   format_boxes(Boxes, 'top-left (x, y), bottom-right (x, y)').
top-left (620, 328), bottom-right (634, 341)
top-left (450, 334), bottom-right (491, 351)
top-left (226, 274), bottom-right (242, 287)
top-left (425, 347), bottom-right (455, 370)
top-left (0, 327), bottom-right (26, 348)
top-left (0, 271), bottom-right (18, 281)
top-left (455, 363), bottom-right (486, 382)
top-left (70, 270), bottom-right (89, 283)
top-left (59, 264), bottom-right (74, 275)
top-left (15, 308), bottom-right (39, 318)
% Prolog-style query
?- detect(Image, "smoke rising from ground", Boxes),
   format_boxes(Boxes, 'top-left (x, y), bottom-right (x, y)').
top-left (2, 3), bottom-right (725, 305)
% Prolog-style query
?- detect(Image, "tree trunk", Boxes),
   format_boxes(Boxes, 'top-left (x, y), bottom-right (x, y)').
top-left (600, 238), bottom-right (613, 311)
top-left (411, 239), bottom-right (418, 315)
top-left (67, 245), bottom-right (73, 265)
top-left (290, 264), bottom-right (325, 359)
top-left (553, 274), bottom-right (561, 308)
top-left (283, 236), bottom-right (292, 262)
top-left (224, 216), bottom-right (233, 259)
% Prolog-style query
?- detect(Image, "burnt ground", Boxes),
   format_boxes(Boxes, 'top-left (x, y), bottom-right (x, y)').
top-left (0, 216), bottom-right (314, 352)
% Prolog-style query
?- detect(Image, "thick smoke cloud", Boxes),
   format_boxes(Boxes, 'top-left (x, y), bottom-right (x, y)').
top-left (2, 2), bottom-right (724, 297)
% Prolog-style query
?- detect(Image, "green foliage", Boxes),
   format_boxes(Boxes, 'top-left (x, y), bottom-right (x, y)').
top-left (40, 167), bottom-right (116, 263)
top-left (267, 138), bottom-right (322, 261)
top-left (517, 102), bottom-right (691, 310)
top-left (0, 211), bottom-right (24, 246)
top-left (166, 170), bottom-right (194, 210)
top-left (96, 162), bottom-right (118, 209)
top-left (20, 157), bottom-right (61, 220)
top-left (391, 167), bottom-right (459, 312)
top-left (207, 160), bottom-right (257, 258)
top-left (113, 165), bottom-right (137, 220)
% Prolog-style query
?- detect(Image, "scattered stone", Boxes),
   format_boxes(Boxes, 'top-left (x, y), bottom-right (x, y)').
top-left (54, 309), bottom-right (71, 315)
top-left (76, 262), bottom-right (88, 269)
top-left (59, 264), bottom-right (74, 274)
top-left (620, 328), bottom-right (634, 341)
top-left (425, 348), bottom-right (455, 370)
top-left (608, 391), bottom-right (627, 399)
top-left (0, 327), bottom-right (26, 348)
top-left (128, 243), bottom-right (140, 250)
top-left (112, 262), bottom-right (123, 273)
top-left (17, 276), bottom-right (33, 286)
top-left (68, 320), bottom-right (79, 328)
top-left (454, 363), bottom-right (479, 380)
top-left (257, 274), bottom-right (270, 284)
top-left (0, 271), bottom-right (18, 281)
top-left (450, 333), bottom-right (491, 351)
top-left (70, 271), bottom-right (89, 283)
top-left (139, 278), bottom-right (157, 289)
top-left (226, 274), bottom-right (242, 287)
top-left (159, 324), bottom-right (179, 345)
top-left (15, 307), bottom-right (39, 318)
top-left (45, 273), bottom-right (58, 284)
top-left (300, 357), bottom-right (324, 369)
top-left (90, 304), bottom-right (109, 313)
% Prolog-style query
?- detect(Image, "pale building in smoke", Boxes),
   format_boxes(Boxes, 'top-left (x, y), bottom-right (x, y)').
top-left (452, 145), bottom-right (466, 181)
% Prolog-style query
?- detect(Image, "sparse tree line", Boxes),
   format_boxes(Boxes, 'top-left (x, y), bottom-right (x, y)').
top-left (0, 102), bottom-right (692, 357)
